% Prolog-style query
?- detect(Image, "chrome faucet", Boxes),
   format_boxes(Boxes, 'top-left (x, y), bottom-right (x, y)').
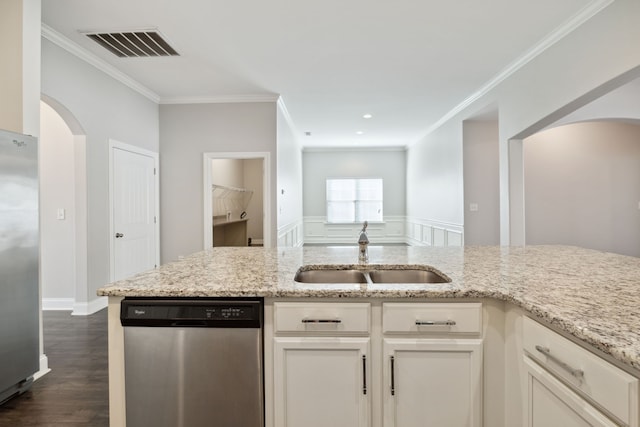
top-left (358, 221), bottom-right (369, 264)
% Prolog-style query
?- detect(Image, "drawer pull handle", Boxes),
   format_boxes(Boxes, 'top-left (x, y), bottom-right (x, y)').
top-left (301, 318), bottom-right (342, 324)
top-left (415, 320), bottom-right (456, 326)
top-left (535, 345), bottom-right (584, 379)
top-left (390, 356), bottom-right (396, 396)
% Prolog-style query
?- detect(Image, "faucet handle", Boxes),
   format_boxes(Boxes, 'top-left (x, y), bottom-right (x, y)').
top-left (358, 221), bottom-right (369, 244)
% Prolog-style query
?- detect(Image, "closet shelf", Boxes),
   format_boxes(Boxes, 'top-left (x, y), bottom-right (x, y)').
top-left (212, 184), bottom-right (254, 213)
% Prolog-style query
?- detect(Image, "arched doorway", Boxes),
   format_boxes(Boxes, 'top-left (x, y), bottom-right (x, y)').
top-left (40, 95), bottom-right (89, 315)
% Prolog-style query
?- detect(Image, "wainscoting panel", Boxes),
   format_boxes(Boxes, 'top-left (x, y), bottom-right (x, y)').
top-left (302, 216), bottom-right (463, 246)
top-left (405, 217), bottom-right (464, 247)
top-left (422, 225), bottom-right (433, 246)
top-left (433, 227), bottom-right (446, 246)
top-left (278, 220), bottom-right (304, 247)
top-left (447, 231), bottom-right (463, 246)
top-left (303, 216), bottom-right (406, 245)
top-left (410, 223), bottom-right (422, 242)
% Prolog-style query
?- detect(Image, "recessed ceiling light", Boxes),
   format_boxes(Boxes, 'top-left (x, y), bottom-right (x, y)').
top-left (356, 131), bottom-right (364, 135)
top-left (362, 114), bottom-right (373, 119)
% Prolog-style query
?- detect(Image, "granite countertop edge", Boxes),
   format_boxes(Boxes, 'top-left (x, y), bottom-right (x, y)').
top-left (97, 245), bottom-right (640, 371)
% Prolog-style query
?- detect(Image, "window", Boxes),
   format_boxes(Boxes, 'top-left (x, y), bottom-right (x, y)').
top-left (326, 178), bottom-right (383, 223)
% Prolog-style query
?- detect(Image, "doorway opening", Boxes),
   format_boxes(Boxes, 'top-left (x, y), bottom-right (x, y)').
top-left (203, 152), bottom-right (271, 249)
top-left (40, 96), bottom-right (90, 315)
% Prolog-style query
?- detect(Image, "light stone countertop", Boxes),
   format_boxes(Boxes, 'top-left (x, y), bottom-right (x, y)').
top-left (98, 245), bottom-right (640, 371)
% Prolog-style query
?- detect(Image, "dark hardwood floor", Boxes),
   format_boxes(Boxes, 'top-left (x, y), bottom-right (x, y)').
top-left (0, 309), bottom-right (109, 427)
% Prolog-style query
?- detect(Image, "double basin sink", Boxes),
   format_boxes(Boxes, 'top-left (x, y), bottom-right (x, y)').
top-left (294, 265), bottom-right (451, 284)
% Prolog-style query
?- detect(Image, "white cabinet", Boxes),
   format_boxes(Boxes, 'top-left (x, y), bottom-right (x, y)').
top-left (522, 316), bottom-right (639, 427)
top-left (383, 338), bottom-right (483, 427)
top-left (273, 337), bottom-right (370, 427)
top-left (272, 301), bottom-right (484, 427)
top-left (525, 357), bottom-right (617, 427)
top-left (382, 303), bottom-right (483, 427)
top-left (269, 301), bottom-right (640, 427)
top-left (273, 302), bottom-right (371, 427)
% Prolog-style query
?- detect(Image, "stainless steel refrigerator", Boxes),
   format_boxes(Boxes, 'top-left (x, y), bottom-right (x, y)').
top-left (0, 129), bottom-right (39, 405)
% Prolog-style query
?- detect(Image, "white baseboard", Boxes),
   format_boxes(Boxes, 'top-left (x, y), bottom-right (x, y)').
top-left (34, 354), bottom-right (51, 381)
top-left (72, 296), bottom-right (108, 316)
top-left (43, 297), bottom-right (108, 315)
top-left (42, 298), bottom-right (74, 311)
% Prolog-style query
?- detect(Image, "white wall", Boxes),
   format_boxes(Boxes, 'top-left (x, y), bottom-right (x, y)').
top-left (407, 0), bottom-right (640, 246)
top-left (212, 158), bottom-right (244, 191)
top-left (303, 149), bottom-right (406, 216)
top-left (160, 102), bottom-right (277, 262)
top-left (302, 148), bottom-right (407, 244)
top-left (550, 78), bottom-right (640, 128)
top-left (41, 38), bottom-right (159, 311)
top-left (407, 123), bottom-right (463, 224)
top-left (463, 120), bottom-right (500, 245)
top-left (40, 102), bottom-right (75, 307)
top-left (276, 102), bottom-right (304, 247)
top-left (405, 122), bottom-right (465, 246)
top-left (524, 121), bottom-right (640, 257)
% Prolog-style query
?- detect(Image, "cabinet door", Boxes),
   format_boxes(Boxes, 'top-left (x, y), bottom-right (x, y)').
top-left (383, 338), bottom-right (483, 427)
top-left (274, 337), bottom-right (370, 427)
top-left (524, 357), bottom-right (617, 427)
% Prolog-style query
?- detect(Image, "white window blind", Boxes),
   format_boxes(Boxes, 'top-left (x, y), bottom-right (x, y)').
top-left (326, 178), bottom-right (383, 223)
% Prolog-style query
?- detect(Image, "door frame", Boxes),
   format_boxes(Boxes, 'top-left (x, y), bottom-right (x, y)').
top-left (108, 139), bottom-right (160, 282)
top-left (203, 151), bottom-right (272, 249)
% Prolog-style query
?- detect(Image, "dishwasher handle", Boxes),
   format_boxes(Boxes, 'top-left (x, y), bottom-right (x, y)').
top-left (172, 320), bottom-right (209, 327)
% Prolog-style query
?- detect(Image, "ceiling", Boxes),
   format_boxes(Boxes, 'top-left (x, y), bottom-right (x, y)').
top-left (42, 0), bottom-right (601, 148)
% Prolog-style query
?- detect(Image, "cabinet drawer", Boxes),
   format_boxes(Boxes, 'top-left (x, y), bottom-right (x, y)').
top-left (382, 303), bottom-right (482, 334)
top-left (523, 316), bottom-right (639, 426)
top-left (274, 302), bottom-right (370, 334)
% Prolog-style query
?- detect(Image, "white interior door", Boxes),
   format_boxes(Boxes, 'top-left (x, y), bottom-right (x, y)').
top-left (111, 143), bottom-right (158, 281)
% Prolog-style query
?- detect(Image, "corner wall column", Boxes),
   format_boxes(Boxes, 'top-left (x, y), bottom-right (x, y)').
top-left (499, 137), bottom-right (525, 246)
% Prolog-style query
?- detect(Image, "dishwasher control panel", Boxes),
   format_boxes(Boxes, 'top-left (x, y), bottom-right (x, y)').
top-left (120, 298), bottom-right (263, 328)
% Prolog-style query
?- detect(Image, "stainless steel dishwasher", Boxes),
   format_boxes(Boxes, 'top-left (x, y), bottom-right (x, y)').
top-left (120, 298), bottom-right (264, 427)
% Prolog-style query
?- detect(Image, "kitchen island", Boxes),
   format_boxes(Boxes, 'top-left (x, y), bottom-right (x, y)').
top-left (99, 245), bottom-right (640, 426)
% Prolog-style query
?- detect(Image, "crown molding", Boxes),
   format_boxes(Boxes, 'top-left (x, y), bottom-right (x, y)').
top-left (413, 0), bottom-right (615, 145)
top-left (276, 96), bottom-right (295, 127)
top-left (160, 94), bottom-right (279, 104)
top-left (41, 24), bottom-right (161, 103)
top-left (276, 96), bottom-right (300, 133)
top-left (42, 24), bottom-right (279, 106)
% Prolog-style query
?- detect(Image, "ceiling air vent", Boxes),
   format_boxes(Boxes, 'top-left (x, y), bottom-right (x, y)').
top-left (84, 29), bottom-right (179, 58)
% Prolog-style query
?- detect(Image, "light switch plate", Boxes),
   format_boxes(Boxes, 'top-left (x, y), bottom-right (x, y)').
top-left (56, 208), bottom-right (65, 220)
top-left (470, 203), bottom-right (479, 212)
